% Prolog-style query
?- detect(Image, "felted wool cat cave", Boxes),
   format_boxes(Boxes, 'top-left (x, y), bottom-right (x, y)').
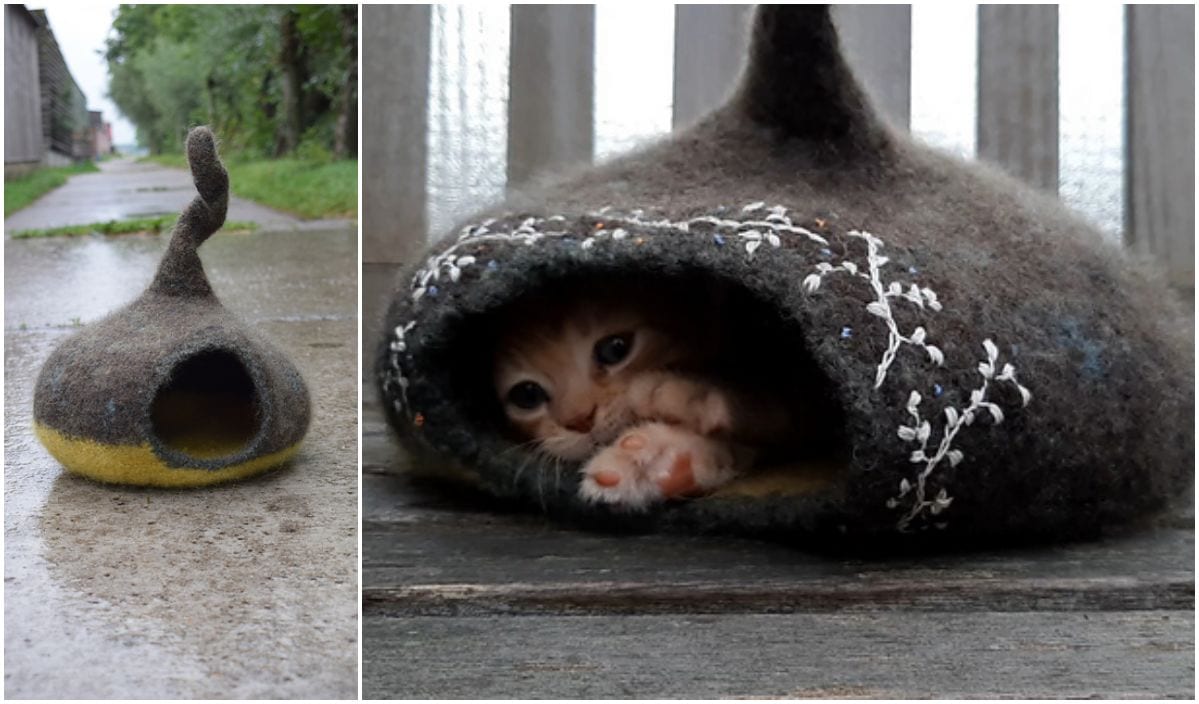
top-left (34, 127), bottom-right (310, 488)
top-left (378, 6), bottom-right (1193, 542)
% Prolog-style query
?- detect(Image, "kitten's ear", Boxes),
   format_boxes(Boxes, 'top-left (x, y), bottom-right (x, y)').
top-left (730, 5), bottom-right (889, 153)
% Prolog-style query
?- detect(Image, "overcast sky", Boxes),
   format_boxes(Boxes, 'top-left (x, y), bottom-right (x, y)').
top-left (40, 2), bottom-right (137, 145)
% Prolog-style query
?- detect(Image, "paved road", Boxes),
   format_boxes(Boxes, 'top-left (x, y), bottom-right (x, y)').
top-left (5, 157), bottom-right (347, 234)
top-left (4, 226), bottom-right (358, 698)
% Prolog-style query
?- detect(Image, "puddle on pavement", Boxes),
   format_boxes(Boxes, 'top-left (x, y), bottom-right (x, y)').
top-left (5, 230), bottom-right (358, 697)
top-left (33, 464), bottom-right (356, 698)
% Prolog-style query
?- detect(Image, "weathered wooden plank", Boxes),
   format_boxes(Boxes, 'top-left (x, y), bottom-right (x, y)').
top-left (1125, 5), bottom-right (1195, 292)
top-left (833, 5), bottom-right (912, 129)
top-left (977, 5), bottom-right (1059, 192)
top-left (364, 611), bottom-right (1194, 699)
top-left (367, 576), bottom-right (1192, 617)
top-left (363, 484), bottom-right (1193, 613)
top-left (362, 5), bottom-right (430, 265)
top-left (507, 5), bottom-right (594, 188)
top-left (671, 5), bottom-right (753, 129)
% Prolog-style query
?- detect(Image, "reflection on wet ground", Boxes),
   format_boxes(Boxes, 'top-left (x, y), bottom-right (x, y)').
top-left (4, 228), bottom-right (358, 698)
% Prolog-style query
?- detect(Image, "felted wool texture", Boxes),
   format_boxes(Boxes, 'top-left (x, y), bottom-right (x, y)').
top-left (33, 127), bottom-right (311, 487)
top-left (377, 6), bottom-right (1193, 546)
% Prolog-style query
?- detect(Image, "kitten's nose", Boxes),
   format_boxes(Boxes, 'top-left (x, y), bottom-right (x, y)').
top-left (563, 407), bottom-right (596, 433)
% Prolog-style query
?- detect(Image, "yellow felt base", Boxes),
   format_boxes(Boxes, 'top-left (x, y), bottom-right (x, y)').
top-left (34, 422), bottom-right (300, 488)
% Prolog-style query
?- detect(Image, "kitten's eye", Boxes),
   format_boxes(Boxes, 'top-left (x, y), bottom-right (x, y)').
top-left (506, 381), bottom-right (548, 410)
top-left (594, 332), bottom-right (634, 366)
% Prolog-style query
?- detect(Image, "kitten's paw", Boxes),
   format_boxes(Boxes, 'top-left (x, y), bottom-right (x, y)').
top-left (579, 423), bottom-right (737, 509)
top-left (628, 373), bottom-right (734, 436)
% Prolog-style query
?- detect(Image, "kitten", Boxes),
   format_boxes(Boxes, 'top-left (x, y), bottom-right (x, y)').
top-left (492, 281), bottom-right (815, 509)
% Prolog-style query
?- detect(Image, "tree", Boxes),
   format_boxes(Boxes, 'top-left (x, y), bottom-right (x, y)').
top-left (105, 4), bottom-right (358, 158)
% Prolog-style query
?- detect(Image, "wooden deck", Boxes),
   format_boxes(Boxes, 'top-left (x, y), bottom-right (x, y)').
top-left (362, 387), bottom-right (1194, 699)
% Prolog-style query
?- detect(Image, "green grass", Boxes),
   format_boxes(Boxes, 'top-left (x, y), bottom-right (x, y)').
top-left (12, 216), bottom-right (257, 239)
top-left (5, 162), bottom-right (100, 216)
top-left (142, 153), bottom-right (357, 219)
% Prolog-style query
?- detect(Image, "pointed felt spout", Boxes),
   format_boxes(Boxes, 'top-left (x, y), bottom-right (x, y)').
top-left (149, 127), bottom-right (230, 297)
top-left (731, 5), bottom-right (890, 153)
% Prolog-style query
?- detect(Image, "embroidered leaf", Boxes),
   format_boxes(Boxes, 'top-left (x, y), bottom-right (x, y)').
top-left (970, 388), bottom-right (984, 405)
top-left (802, 274), bottom-right (822, 293)
top-left (962, 410), bottom-right (975, 426)
top-left (412, 287), bottom-right (426, 302)
top-left (449, 266), bottom-right (461, 282)
top-left (581, 238), bottom-right (596, 250)
top-left (842, 261), bottom-right (858, 275)
top-left (873, 256), bottom-right (890, 268)
top-left (1017, 384), bottom-right (1032, 406)
top-left (742, 201), bottom-right (765, 212)
top-left (945, 406), bottom-right (959, 426)
top-left (947, 449), bottom-right (964, 467)
top-left (611, 228), bottom-right (628, 240)
top-left (978, 361), bottom-right (994, 379)
top-left (886, 498), bottom-right (899, 508)
top-left (888, 281), bottom-right (903, 295)
top-left (816, 263), bottom-right (834, 273)
top-left (911, 326), bottom-right (926, 344)
top-left (983, 339), bottom-right (999, 361)
top-left (866, 301), bottom-right (889, 318)
top-left (745, 240), bottom-right (762, 255)
top-left (910, 450), bottom-right (926, 463)
top-left (765, 232), bottom-right (781, 247)
top-left (926, 345), bottom-right (944, 366)
top-left (456, 255), bottom-right (476, 267)
top-left (899, 478), bottom-right (912, 495)
top-left (918, 421), bottom-right (931, 443)
top-left (739, 229), bottom-right (762, 240)
top-left (897, 426), bottom-right (917, 441)
top-left (997, 363), bottom-right (1015, 381)
top-left (986, 403), bottom-right (1005, 424)
top-left (907, 390), bottom-right (922, 410)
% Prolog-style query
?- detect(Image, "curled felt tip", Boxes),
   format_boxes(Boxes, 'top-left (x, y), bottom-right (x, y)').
top-left (149, 126), bottom-right (230, 297)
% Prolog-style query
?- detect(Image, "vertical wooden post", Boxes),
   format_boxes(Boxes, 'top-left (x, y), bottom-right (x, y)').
top-left (834, 5), bottom-right (912, 130)
top-left (977, 5), bottom-right (1059, 192)
top-left (362, 5), bottom-right (430, 374)
top-left (507, 5), bottom-right (594, 188)
top-left (1126, 5), bottom-right (1195, 292)
top-left (672, 5), bottom-right (752, 130)
top-left (362, 4), bottom-right (430, 265)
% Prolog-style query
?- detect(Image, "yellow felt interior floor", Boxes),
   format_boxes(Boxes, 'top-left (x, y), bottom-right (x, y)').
top-left (34, 422), bottom-right (299, 488)
top-left (712, 458), bottom-right (844, 498)
top-left (150, 389), bottom-right (259, 459)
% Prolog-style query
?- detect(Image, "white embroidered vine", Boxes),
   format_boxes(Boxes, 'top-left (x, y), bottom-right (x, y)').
top-left (888, 339), bottom-right (1032, 530)
top-left (802, 230), bottom-right (944, 388)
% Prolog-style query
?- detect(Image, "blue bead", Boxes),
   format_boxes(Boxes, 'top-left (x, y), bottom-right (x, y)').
top-left (820, 248), bottom-right (832, 257)
top-left (713, 234), bottom-right (726, 246)
top-left (427, 285), bottom-right (439, 297)
top-left (486, 260), bottom-right (498, 270)
top-left (840, 326), bottom-right (853, 339)
top-left (933, 384), bottom-right (943, 397)
top-left (908, 266), bottom-right (919, 275)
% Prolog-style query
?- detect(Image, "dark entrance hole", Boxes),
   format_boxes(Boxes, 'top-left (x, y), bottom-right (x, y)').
top-left (151, 349), bottom-right (261, 460)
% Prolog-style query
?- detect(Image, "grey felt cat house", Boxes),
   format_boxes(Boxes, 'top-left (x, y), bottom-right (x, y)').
top-left (378, 6), bottom-right (1193, 544)
top-left (33, 127), bottom-right (310, 488)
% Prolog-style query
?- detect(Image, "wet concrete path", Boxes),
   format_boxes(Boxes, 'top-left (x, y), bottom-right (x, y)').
top-left (5, 157), bottom-right (347, 234)
top-left (5, 226), bottom-right (358, 698)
